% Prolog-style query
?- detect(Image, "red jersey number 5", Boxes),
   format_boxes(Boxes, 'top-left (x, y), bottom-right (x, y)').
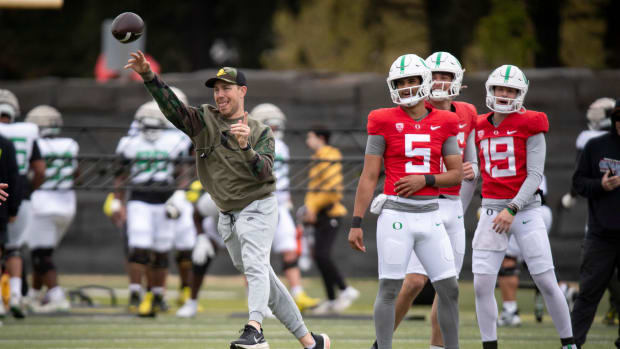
top-left (405, 134), bottom-right (431, 174)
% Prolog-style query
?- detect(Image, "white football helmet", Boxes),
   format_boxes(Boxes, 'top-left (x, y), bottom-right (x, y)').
top-left (485, 65), bottom-right (529, 114)
top-left (24, 105), bottom-right (63, 137)
top-left (250, 103), bottom-right (286, 139)
top-left (425, 52), bottom-right (464, 100)
top-left (169, 86), bottom-right (189, 105)
top-left (586, 97), bottom-right (615, 131)
top-left (0, 89), bottom-right (20, 123)
top-left (134, 101), bottom-right (170, 142)
top-left (387, 54), bottom-right (431, 107)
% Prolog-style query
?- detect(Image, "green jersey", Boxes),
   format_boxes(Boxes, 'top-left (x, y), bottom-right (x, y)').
top-left (143, 73), bottom-right (276, 211)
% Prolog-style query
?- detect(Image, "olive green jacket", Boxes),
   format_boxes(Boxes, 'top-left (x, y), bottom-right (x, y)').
top-left (142, 72), bottom-right (276, 211)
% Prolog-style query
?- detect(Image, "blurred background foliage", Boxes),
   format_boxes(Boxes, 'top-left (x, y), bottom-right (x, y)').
top-left (0, 0), bottom-right (618, 80)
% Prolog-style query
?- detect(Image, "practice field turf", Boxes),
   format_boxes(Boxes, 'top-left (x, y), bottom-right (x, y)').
top-left (0, 275), bottom-right (616, 349)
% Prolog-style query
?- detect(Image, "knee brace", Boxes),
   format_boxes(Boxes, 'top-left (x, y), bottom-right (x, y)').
top-left (175, 250), bottom-right (192, 269)
top-left (281, 258), bottom-right (298, 272)
top-left (128, 248), bottom-right (150, 265)
top-left (31, 248), bottom-right (55, 274)
top-left (499, 256), bottom-right (520, 276)
top-left (151, 252), bottom-right (169, 269)
top-left (498, 266), bottom-right (520, 277)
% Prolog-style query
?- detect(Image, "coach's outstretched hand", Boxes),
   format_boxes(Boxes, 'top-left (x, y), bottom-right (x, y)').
top-left (124, 50), bottom-right (151, 75)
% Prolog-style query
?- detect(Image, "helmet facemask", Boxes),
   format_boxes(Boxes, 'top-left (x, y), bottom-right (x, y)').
top-left (485, 65), bottom-right (528, 114)
top-left (388, 76), bottom-right (430, 107)
top-left (139, 116), bottom-right (165, 142)
top-left (425, 52), bottom-right (464, 102)
top-left (386, 54), bottom-right (432, 107)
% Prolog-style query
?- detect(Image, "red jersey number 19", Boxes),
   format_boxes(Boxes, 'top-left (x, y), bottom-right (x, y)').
top-left (480, 137), bottom-right (516, 178)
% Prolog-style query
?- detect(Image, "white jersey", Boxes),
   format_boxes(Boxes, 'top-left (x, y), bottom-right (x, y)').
top-left (273, 138), bottom-right (291, 204)
top-left (116, 132), bottom-right (191, 185)
top-left (0, 122), bottom-right (39, 175)
top-left (576, 130), bottom-right (607, 150)
top-left (30, 137), bottom-right (79, 216)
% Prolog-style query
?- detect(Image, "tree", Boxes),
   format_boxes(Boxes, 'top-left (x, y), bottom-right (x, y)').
top-left (263, 0), bottom-right (428, 72)
top-left (462, 0), bottom-right (537, 71)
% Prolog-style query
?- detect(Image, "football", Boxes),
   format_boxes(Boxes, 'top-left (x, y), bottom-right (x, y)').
top-left (110, 12), bottom-right (144, 43)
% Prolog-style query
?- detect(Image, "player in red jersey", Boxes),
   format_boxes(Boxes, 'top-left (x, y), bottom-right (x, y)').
top-left (472, 65), bottom-right (576, 349)
top-left (348, 54), bottom-right (463, 349)
top-left (374, 51), bottom-right (478, 349)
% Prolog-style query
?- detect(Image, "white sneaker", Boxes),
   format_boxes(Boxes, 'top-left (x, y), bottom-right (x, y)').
top-left (497, 308), bottom-right (521, 327)
top-left (34, 298), bottom-right (71, 313)
top-left (332, 286), bottom-right (360, 312)
top-left (176, 299), bottom-right (198, 318)
top-left (312, 300), bottom-right (335, 315)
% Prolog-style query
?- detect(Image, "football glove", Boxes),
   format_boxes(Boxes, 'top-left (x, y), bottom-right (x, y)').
top-left (192, 234), bottom-right (215, 265)
top-left (165, 190), bottom-right (186, 219)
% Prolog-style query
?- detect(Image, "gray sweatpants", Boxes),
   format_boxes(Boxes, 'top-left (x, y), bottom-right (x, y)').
top-left (218, 194), bottom-right (308, 339)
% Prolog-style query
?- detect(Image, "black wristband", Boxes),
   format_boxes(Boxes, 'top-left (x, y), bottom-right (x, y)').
top-left (424, 174), bottom-right (436, 186)
top-left (351, 216), bottom-right (362, 228)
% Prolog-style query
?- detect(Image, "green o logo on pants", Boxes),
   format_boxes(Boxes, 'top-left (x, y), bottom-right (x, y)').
top-left (392, 221), bottom-right (403, 230)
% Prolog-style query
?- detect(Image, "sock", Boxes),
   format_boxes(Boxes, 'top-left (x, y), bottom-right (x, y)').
top-left (128, 283), bottom-right (142, 294)
top-left (532, 270), bottom-right (573, 338)
top-left (430, 345), bottom-right (444, 349)
top-left (433, 277), bottom-right (460, 349)
top-left (291, 285), bottom-right (303, 297)
top-left (152, 287), bottom-right (164, 295)
top-left (374, 278), bottom-right (403, 349)
top-left (474, 273), bottom-right (499, 342)
top-left (9, 277), bottom-right (21, 297)
top-left (503, 300), bottom-right (517, 313)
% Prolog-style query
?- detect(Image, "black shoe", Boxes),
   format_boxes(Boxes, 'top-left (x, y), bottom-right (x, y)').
top-left (306, 332), bottom-right (330, 349)
top-left (230, 324), bottom-right (269, 349)
top-left (370, 339), bottom-right (378, 349)
top-left (152, 293), bottom-right (168, 313)
top-left (128, 291), bottom-right (141, 313)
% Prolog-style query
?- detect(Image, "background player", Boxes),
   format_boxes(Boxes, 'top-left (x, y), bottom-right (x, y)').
top-left (0, 138), bottom-right (20, 319)
top-left (176, 182), bottom-right (224, 318)
top-left (304, 125), bottom-right (359, 315)
top-left (349, 53), bottom-right (463, 349)
top-left (251, 103), bottom-right (321, 312)
top-left (379, 51), bottom-right (478, 349)
top-left (113, 101), bottom-right (192, 317)
top-left (23, 105), bottom-right (78, 313)
top-left (0, 89), bottom-right (46, 318)
top-left (472, 65), bottom-right (575, 349)
top-left (560, 97), bottom-right (620, 326)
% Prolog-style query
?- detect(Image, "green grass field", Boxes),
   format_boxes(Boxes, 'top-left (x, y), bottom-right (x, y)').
top-left (0, 275), bottom-right (616, 349)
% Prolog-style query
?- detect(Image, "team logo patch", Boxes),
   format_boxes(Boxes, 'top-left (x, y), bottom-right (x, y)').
top-left (477, 130), bottom-right (484, 138)
top-left (493, 130), bottom-right (499, 135)
top-left (395, 123), bottom-right (404, 133)
top-left (392, 221), bottom-right (403, 230)
top-left (415, 124), bottom-right (421, 129)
